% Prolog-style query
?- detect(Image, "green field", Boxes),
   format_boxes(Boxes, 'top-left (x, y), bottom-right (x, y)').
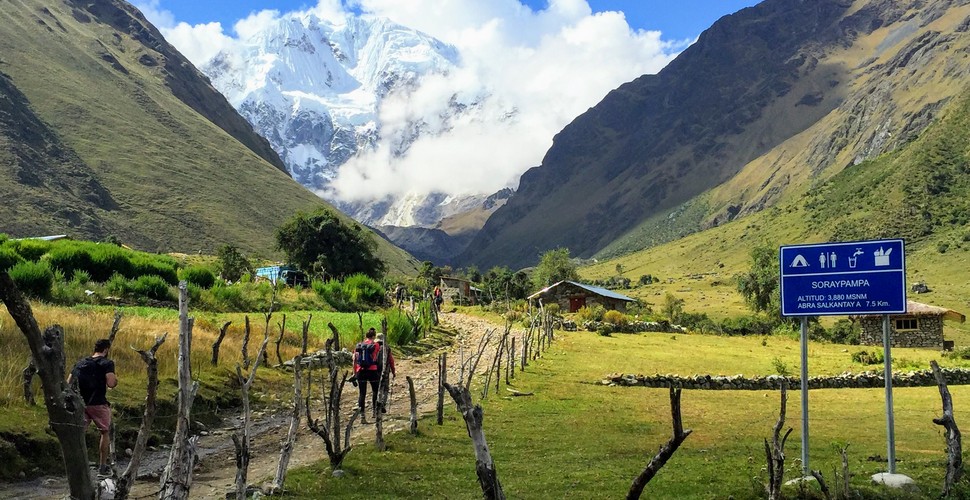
top-left (282, 327), bottom-right (969, 499)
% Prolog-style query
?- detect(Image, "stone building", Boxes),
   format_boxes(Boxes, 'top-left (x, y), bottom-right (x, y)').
top-left (528, 280), bottom-right (635, 313)
top-left (439, 276), bottom-right (479, 305)
top-left (859, 300), bottom-right (965, 348)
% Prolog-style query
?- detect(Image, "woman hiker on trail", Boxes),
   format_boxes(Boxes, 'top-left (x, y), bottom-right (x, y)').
top-left (352, 328), bottom-right (395, 417)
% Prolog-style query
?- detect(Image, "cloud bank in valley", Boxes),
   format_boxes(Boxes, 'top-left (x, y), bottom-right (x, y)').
top-left (137, 0), bottom-right (686, 202)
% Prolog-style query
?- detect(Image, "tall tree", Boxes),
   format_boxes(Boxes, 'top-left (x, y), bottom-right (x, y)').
top-left (217, 244), bottom-right (253, 282)
top-left (736, 244), bottom-right (780, 316)
top-left (531, 248), bottom-right (579, 289)
top-left (275, 208), bottom-right (386, 280)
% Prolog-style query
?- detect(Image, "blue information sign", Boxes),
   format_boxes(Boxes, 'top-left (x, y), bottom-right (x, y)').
top-left (780, 239), bottom-right (906, 316)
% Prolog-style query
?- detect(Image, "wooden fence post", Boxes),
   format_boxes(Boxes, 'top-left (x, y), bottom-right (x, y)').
top-left (159, 282), bottom-right (200, 500)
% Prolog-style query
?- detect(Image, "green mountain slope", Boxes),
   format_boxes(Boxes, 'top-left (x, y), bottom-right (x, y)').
top-left (583, 84), bottom-right (970, 320)
top-left (460, 0), bottom-right (970, 270)
top-left (0, 0), bottom-right (418, 274)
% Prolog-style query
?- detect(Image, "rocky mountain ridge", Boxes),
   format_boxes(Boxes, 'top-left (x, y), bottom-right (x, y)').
top-left (459, 0), bottom-right (970, 269)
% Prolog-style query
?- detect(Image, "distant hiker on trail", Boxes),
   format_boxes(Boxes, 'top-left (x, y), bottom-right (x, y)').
top-left (352, 328), bottom-right (395, 417)
top-left (394, 284), bottom-right (406, 308)
top-left (68, 339), bottom-right (118, 476)
top-left (433, 285), bottom-right (443, 312)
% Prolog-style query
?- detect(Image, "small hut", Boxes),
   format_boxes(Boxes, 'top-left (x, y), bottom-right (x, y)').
top-left (440, 276), bottom-right (478, 305)
top-left (859, 300), bottom-right (965, 348)
top-left (528, 280), bottom-right (635, 313)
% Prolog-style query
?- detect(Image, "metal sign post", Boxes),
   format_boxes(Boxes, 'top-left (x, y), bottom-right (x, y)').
top-left (779, 239), bottom-right (907, 480)
top-left (882, 314), bottom-right (897, 473)
top-left (799, 316), bottom-right (809, 475)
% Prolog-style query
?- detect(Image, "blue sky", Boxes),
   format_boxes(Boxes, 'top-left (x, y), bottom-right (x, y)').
top-left (144, 1), bottom-right (759, 42)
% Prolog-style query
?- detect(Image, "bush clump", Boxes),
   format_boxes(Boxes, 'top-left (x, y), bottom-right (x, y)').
top-left (2, 239), bottom-right (52, 261)
top-left (385, 309), bottom-right (420, 346)
top-left (851, 350), bottom-right (884, 365)
top-left (576, 304), bottom-right (606, 323)
top-left (0, 247), bottom-right (25, 272)
top-left (8, 260), bottom-right (55, 298)
top-left (342, 273), bottom-right (384, 309)
top-left (180, 265), bottom-right (216, 289)
top-left (602, 310), bottom-right (630, 328)
top-left (130, 256), bottom-right (178, 285)
top-left (130, 275), bottom-right (174, 302)
top-left (45, 245), bottom-right (94, 280)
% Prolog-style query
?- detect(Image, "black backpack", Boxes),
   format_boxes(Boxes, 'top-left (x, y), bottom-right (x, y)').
top-left (355, 342), bottom-right (381, 370)
top-left (71, 357), bottom-right (99, 401)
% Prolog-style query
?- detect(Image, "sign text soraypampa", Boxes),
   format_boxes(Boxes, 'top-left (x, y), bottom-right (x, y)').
top-left (779, 239), bottom-right (906, 316)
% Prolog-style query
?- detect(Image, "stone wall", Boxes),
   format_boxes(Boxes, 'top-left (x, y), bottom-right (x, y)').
top-left (860, 315), bottom-right (943, 348)
top-left (601, 368), bottom-right (970, 390)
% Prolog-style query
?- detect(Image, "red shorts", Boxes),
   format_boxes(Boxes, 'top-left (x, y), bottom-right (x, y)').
top-left (84, 404), bottom-right (111, 432)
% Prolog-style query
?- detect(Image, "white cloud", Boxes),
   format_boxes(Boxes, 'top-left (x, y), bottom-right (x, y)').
top-left (144, 0), bottom-right (684, 204)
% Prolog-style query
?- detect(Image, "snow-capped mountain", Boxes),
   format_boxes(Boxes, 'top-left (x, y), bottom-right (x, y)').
top-left (202, 12), bottom-right (501, 228)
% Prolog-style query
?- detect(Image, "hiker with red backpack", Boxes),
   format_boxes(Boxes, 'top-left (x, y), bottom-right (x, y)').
top-left (353, 327), bottom-right (395, 417)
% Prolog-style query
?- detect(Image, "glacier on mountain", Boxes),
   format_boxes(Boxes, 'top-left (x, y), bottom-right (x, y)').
top-left (201, 11), bottom-right (507, 228)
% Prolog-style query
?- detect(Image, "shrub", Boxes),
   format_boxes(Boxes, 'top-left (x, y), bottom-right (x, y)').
top-left (46, 245), bottom-right (94, 280)
top-left (209, 283), bottom-right (248, 312)
top-left (504, 310), bottom-right (524, 323)
top-left (385, 309), bottom-right (420, 346)
top-left (343, 273), bottom-right (384, 308)
top-left (130, 256), bottom-right (178, 285)
top-left (0, 247), bottom-right (25, 272)
top-left (576, 304), bottom-right (606, 323)
top-left (314, 279), bottom-right (348, 311)
top-left (947, 346), bottom-right (970, 360)
top-left (718, 315), bottom-right (775, 336)
top-left (71, 269), bottom-right (92, 285)
top-left (105, 273), bottom-right (131, 296)
top-left (544, 303), bottom-right (560, 316)
top-left (596, 324), bottom-right (613, 336)
top-left (8, 260), bottom-right (55, 298)
top-left (50, 279), bottom-right (95, 305)
top-left (180, 265), bottom-right (216, 289)
top-left (130, 275), bottom-right (174, 301)
top-left (771, 357), bottom-right (791, 376)
top-left (602, 310), bottom-right (630, 328)
top-left (851, 350), bottom-right (884, 365)
top-left (827, 319), bottom-right (861, 345)
top-left (938, 242), bottom-right (950, 254)
top-left (89, 245), bottom-right (134, 282)
top-left (3, 239), bottom-right (52, 261)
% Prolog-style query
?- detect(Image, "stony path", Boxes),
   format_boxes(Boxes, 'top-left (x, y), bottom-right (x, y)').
top-left (130, 311), bottom-right (522, 498)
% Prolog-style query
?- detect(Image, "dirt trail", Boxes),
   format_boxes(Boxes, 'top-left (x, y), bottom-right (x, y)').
top-left (0, 312), bottom-right (518, 499)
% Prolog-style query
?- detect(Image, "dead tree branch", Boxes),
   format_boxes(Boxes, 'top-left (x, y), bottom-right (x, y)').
top-left (159, 282), bottom-right (200, 500)
top-left (22, 360), bottom-right (36, 405)
top-left (107, 309), bottom-right (123, 345)
top-left (269, 316), bottom-right (312, 494)
top-left (931, 360), bottom-right (963, 496)
top-left (443, 382), bottom-right (505, 500)
top-left (811, 470), bottom-right (832, 500)
top-left (0, 273), bottom-right (93, 499)
top-left (275, 314), bottom-right (287, 366)
top-left (211, 321), bottom-right (231, 366)
top-left (232, 334), bottom-right (270, 500)
top-left (305, 335), bottom-right (358, 472)
top-left (627, 387), bottom-right (693, 499)
top-left (765, 380), bottom-right (792, 500)
top-left (242, 315), bottom-right (251, 370)
top-left (115, 333), bottom-right (167, 500)
top-left (437, 353), bottom-right (446, 426)
top-left (407, 375), bottom-right (418, 435)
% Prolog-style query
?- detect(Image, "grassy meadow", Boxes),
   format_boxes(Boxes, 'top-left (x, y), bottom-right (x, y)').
top-left (0, 302), bottom-right (404, 479)
top-left (282, 325), bottom-right (970, 499)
